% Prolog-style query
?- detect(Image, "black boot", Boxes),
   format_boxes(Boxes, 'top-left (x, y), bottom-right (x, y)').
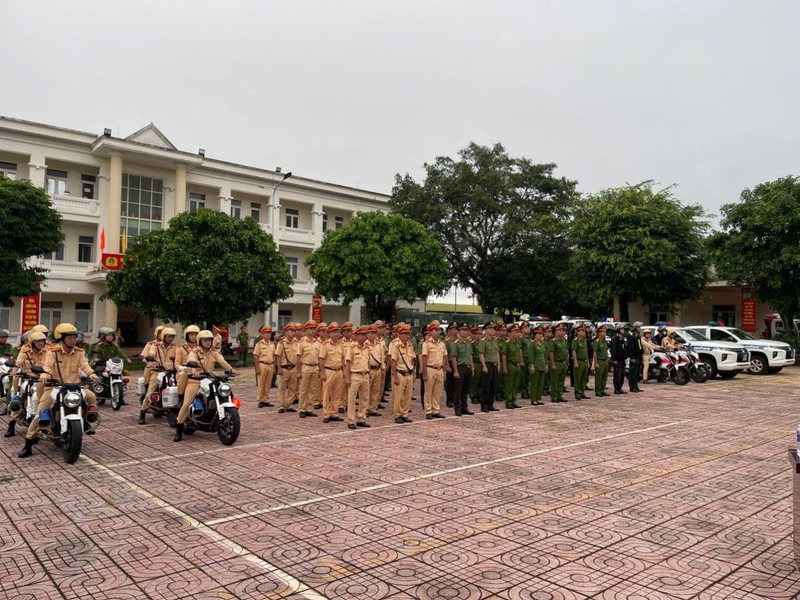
top-left (18, 438), bottom-right (35, 458)
top-left (138, 411), bottom-right (146, 425)
top-left (4, 419), bottom-right (16, 438)
top-left (173, 423), bottom-right (184, 442)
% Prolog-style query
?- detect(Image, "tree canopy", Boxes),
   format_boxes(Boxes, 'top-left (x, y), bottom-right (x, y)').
top-left (104, 208), bottom-right (292, 327)
top-left (709, 176), bottom-right (800, 327)
top-left (306, 211), bottom-right (450, 322)
top-left (570, 182), bottom-right (709, 320)
top-left (391, 142), bottom-right (578, 314)
top-left (0, 178), bottom-right (62, 306)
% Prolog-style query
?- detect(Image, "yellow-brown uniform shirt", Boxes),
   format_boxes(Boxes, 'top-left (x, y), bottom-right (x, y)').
top-left (297, 336), bottom-right (319, 367)
top-left (140, 339), bottom-right (158, 360)
top-left (186, 347), bottom-right (233, 377)
top-left (174, 343), bottom-right (198, 367)
top-left (368, 339), bottom-right (386, 371)
top-left (253, 339), bottom-right (276, 364)
top-left (421, 338), bottom-right (448, 368)
top-left (344, 343), bottom-right (370, 373)
top-left (390, 340), bottom-right (417, 374)
top-left (16, 345), bottom-right (47, 376)
top-left (319, 339), bottom-right (344, 370)
top-left (43, 345), bottom-right (93, 383)
top-left (147, 342), bottom-right (177, 371)
top-left (275, 338), bottom-right (296, 367)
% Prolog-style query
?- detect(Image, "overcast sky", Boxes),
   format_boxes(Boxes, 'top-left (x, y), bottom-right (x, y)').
top-left (3, 0), bottom-right (799, 224)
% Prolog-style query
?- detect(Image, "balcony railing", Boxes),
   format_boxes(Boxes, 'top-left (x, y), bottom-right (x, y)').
top-left (51, 194), bottom-right (101, 220)
top-left (291, 280), bottom-right (316, 294)
top-left (30, 258), bottom-right (95, 280)
top-left (279, 226), bottom-right (314, 245)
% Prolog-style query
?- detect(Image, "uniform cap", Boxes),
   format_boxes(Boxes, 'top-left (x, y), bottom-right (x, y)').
top-left (508, 324), bottom-right (519, 332)
top-left (521, 323), bottom-right (530, 329)
top-left (373, 320), bottom-right (385, 327)
top-left (497, 324), bottom-right (507, 332)
top-left (555, 324), bottom-right (565, 331)
top-left (327, 323), bottom-right (340, 333)
top-left (354, 326), bottom-right (369, 335)
top-left (533, 327), bottom-right (544, 334)
top-left (483, 322), bottom-right (495, 330)
top-left (428, 320), bottom-right (441, 329)
top-left (259, 325), bottom-right (273, 333)
top-left (597, 325), bottom-right (606, 333)
top-left (446, 322), bottom-right (458, 331)
top-left (316, 322), bottom-right (328, 331)
top-left (342, 321), bottom-right (353, 331)
top-left (458, 323), bottom-right (470, 330)
top-left (304, 320), bottom-right (317, 330)
top-left (575, 325), bottom-right (585, 332)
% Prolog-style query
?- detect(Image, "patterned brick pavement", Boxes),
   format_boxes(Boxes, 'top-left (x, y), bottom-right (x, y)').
top-left (1, 367), bottom-right (799, 599)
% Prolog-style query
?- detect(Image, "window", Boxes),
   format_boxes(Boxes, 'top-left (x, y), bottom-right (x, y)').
top-left (81, 175), bottom-right (96, 199)
top-left (40, 301), bottom-right (63, 332)
top-left (121, 173), bottom-right (164, 239)
top-left (0, 161), bottom-right (17, 180)
top-left (0, 306), bottom-right (9, 330)
top-left (43, 235), bottom-right (65, 261)
top-left (712, 305), bottom-right (736, 328)
top-left (230, 199), bottom-right (242, 219)
top-left (78, 236), bottom-right (94, 263)
top-left (278, 310), bottom-right (292, 331)
top-left (648, 311), bottom-right (668, 324)
top-left (322, 213), bottom-right (328, 233)
top-left (75, 302), bottom-right (91, 334)
top-left (46, 168), bottom-right (68, 196)
top-left (189, 192), bottom-right (206, 213)
top-left (251, 202), bottom-right (261, 222)
top-left (285, 208), bottom-right (299, 229)
top-left (285, 257), bottom-right (298, 280)
top-left (334, 216), bottom-right (344, 230)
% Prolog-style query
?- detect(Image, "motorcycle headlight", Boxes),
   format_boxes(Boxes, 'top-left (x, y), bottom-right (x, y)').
top-left (109, 363), bottom-right (123, 375)
top-left (64, 391), bottom-right (82, 408)
top-left (218, 383), bottom-right (232, 398)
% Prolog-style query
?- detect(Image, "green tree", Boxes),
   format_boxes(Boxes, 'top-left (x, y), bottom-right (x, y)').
top-left (709, 176), bottom-right (800, 327)
top-left (0, 178), bottom-right (62, 306)
top-left (104, 209), bottom-right (292, 327)
top-left (391, 142), bottom-right (578, 314)
top-left (570, 182), bottom-right (709, 320)
top-left (306, 211), bottom-right (450, 322)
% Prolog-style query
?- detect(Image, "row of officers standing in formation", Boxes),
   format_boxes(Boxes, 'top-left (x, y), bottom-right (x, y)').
top-left (176, 318), bottom-right (654, 430)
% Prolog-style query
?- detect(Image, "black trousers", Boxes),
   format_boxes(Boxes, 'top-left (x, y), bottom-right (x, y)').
top-left (453, 365), bottom-right (472, 414)
top-left (481, 363), bottom-right (498, 410)
top-left (445, 369), bottom-right (455, 406)
top-left (613, 360), bottom-right (626, 391)
top-left (628, 358), bottom-right (640, 390)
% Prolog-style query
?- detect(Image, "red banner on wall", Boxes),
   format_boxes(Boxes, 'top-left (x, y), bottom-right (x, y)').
top-left (312, 295), bottom-right (323, 323)
top-left (741, 288), bottom-right (757, 333)
top-left (101, 253), bottom-right (125, 271)
top-left (21, 294), bottom-right (41, 332)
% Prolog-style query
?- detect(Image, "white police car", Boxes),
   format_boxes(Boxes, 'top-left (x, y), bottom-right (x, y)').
top-left (684, 325), bottom-right (795, 375)
top-left (668, 327), bottom-right (750, 379)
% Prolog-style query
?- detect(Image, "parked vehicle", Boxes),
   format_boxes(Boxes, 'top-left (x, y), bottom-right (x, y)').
top-left (684, 325), bottom-right (795, 375)
top-left (642, 326), bottom-right (750, 379)
top-left (91, 357), bottom-right (128, 411)
top-left (39, 372), bottom-right (98, 464)
top-left (143, 364), bottom-right (181, 426)
top-left (648, 350), bottom-right (690, 385)
top-left (0, 355), bottom-right (12, 404)
top-left (762, 314), bottom-right (800, 340)
top-left (183, 361), bottom-right (241, 445)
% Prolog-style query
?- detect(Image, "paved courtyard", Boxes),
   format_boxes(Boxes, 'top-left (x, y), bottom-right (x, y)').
top-left (2, 366), bottom-right (800, 599)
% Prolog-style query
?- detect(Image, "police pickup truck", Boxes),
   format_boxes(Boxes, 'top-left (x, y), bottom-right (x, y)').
top-left (684, 325), bottom-right (795, 375)
top-left (642, 326), bottom-right (750, 379)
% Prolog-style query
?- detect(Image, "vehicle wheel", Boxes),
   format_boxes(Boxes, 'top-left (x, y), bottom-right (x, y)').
top-left (62, 419), bottom-right (83, 464)
top-left (657, 369), bottom-right (669, 383)
top-left (671, 366), bottom-right (690, 386)
top-left (718, 370), bottom-right (739, 379)
top-left (166, 408), bottom-right (177, 428)
top-left (749, 354), bottom-right (768, 375)
top-left (217, 407), bottom-right (240, 446)
top-left (111, 383), bottom-right (123, 411)
top-left (691, 365), bottom-right (710, 383)
top-left (98, 397), bottom-right (106, 406)
top-left (703, 356), bottom-right (718, 379)
top-left (768, 367), bottom-right (783, 374)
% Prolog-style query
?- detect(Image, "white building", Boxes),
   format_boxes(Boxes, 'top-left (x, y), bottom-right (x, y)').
top-left (0, 116), bottom-right (390, 344)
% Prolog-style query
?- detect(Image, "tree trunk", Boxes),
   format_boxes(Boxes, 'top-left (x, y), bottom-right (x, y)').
top-left (613, 295), bottom-right (621, 320)
top-left (620, 295), bottom-right (630, 322)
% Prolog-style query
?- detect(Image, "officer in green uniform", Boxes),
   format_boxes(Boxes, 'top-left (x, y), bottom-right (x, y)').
top-left (571, 325), bottom-right (590, 400)
top-left (550, 323), bottom-right (569, 403)
top-left (542, 325), bottom-right (553, 396)
top-left (89, 327), bottom-right (128, 366)
top-left (469, 326), bottom-right (483, 404)
top-left (444, 323), bottom-right (457, 407)
top-left (592, 326), bottom-right (610, 397)
top-left (478, 323), bottom-right (500, 412)
top-left (501, 324), bottom-right (523, 408)
top-left (527, 327), bottom-right (547, 405)
top-left (519, 323), bottom-right (531, 398)
top-left (236, 325), bottom-right (250, 367)
top-left (0, 329), bottom-right (13, 356)
top-left (495, 324), bottom-right (508, 402)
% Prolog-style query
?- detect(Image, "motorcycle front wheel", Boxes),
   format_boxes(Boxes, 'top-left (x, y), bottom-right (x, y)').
top-left (111, 383), bottom-right (123, 411)
top-left (691, 365), bottom-right (710, 384)
top-left (671, 366), bottom-right (690, 386)
top-left (62, 419), bottom-right (83, 464)
top-left (166, 407), bottom-right (178, 428)
top-left (217, 407), bottom-right (240, 446)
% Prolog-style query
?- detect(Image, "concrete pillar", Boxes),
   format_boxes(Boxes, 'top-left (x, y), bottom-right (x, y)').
top-left (174, 164), bottom-right (187, 215)
top-left (27, 153), bottom-right (47, 188)
top-left (673, 307), bottom-right (682, 326)
top-left (108, 154), bottom-right (123, 253)
top-left (311, 203), bottom-right (324, 246)
top-left (218, 186), bottom-right (231, 217)
top-left (348, 301), bottom-right (362, 327)
top-left (613, 295), bottom-right (621, 320)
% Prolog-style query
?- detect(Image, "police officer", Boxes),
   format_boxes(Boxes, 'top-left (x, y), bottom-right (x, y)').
top-left (319, 322), bottom-right (345, 423)
top-left (501, 324), bottom-right (523, 409)
top-left (627, 322), bottom-right (644, 393)
top-left (4, 331), bottom-right (47, 438)
top-left (141, 327), bottom-right (177, 424)
top-left (19, 323), bottom-right (100, 458)
top-left (527, 327), bottom-right (546, 406)
top-left (366, 325), bottom-right (386, 417)
top-left (236, 325), bottom-right (250, 368)
top-left (344, 326), bottom-right (372, 429)
top-left (174, 330), bottom-right (235, 442)
top-left (592, 326), bottom-right (610, 396)
top-left (421, 320), bottom-right (448, 419)
top-left (253, 325), bottom-right (276, 408)
top-left (478, 323), bottom-right (500, 412)
top-left (139, 326), bottom-right (164, 404)
top-left (296, 321), bottom-right (320, 418)
top-left (450, 324), bottom-right (475, 416)
top-left (89, 327), bottom-right (127, 366)
top-left (0, 329), bottom-right (13, 355)
top-left (390, 323), bottom-right (416, 423)
top-left (174, 325), bottom-right (200, 416)
top-left (609, 325), bottom-right (628, 394)
top-left (276, 324), bottom-right (298, 413)
top-left (549, 324), bottom-right (569, 403)
top-left (571, 325), bottom-right (590, 400)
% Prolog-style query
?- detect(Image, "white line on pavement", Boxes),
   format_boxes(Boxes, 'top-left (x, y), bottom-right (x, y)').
top-left (84, 456), bottom-right (328, 600)
top-left (205, 419), bottom-right (691, 526)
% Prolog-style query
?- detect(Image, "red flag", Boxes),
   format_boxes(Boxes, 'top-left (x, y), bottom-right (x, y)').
top-left (100, 227), bottom-right (106, 252)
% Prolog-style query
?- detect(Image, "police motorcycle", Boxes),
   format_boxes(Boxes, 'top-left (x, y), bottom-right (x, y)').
top-left (92, 357), bottom-right (128, 411)
top-left (183, 360), bottom-right (241, 445)
top-left (6, 364), bottom-right (43, 431)
top-left (143, 357), bottom-right (180, 426)
top-left (0, 354), bottom-right (12, 405)
top-left (678, 348), bottom-right (710, 383)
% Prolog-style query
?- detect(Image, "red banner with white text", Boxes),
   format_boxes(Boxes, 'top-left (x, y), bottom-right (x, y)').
top-left (741, 288), bottom-right (757, 333)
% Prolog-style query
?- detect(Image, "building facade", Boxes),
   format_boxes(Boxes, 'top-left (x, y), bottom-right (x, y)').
top-left (0, 117), bottom-right (390, 343)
